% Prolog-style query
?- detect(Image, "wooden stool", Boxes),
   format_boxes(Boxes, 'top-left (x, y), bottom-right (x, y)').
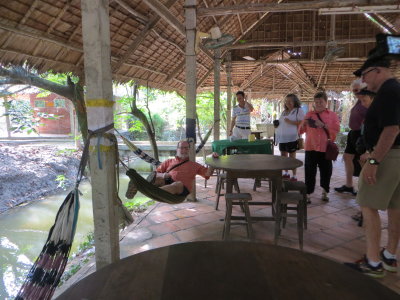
top-left (223, 193), bottom-right (253, 241)
top-left (279, 191), bottom-right (306, 250)
top-left (215, 173), bottom-right (240, 210)
top-left (282, 180), bottom-right (308, 229)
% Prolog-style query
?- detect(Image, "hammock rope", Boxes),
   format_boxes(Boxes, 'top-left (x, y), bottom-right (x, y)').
top-left (16, 123), bottom-right (132, 300)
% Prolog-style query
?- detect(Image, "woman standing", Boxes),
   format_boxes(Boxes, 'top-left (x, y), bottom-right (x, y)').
top-left (275, 94), bottom-right (305, 181)
top-left (299, 92), bottom-right (340, 202)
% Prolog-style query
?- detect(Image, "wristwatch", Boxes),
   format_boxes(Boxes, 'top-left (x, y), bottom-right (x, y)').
top-left (368, 158), bottom-right (380, 165)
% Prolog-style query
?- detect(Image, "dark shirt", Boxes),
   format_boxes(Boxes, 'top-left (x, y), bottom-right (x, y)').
top-left (364, 78), bottom-right (400, 150)
top-left (349, 100), bottom-right (367, 131)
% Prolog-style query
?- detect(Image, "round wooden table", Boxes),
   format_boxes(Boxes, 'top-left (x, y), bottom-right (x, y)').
top-left (56, 241), bottom-right (399, 300)
top-left (206, 154), bottom-right (303, 244)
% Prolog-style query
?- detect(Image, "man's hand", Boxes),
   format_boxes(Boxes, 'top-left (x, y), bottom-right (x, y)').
top-left (362, 163), bottom-right (378, 185)
top-left (211, 152), bottom-right (219, 158)
top-left (359, 153), bottom-right (369, 167)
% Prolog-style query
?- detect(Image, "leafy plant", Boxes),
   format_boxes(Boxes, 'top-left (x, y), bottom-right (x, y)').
top-left (124, 198), bottom-right (155, 213)
top-left (55, 175), bottom-right (69, 190)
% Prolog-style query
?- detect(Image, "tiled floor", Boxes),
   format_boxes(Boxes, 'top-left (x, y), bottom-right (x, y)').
top-left (55, 152), bottom-right (400, 296)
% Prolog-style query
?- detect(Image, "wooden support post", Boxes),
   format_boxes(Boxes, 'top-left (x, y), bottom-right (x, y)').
top-left (226, 52), bottom-right (232, 139)
top-left (81, 0), bottom-right (119, 269)
top-left (185, 0), bottom-right (197, 201)
top-left (214, 48), bottom-right (221, 141)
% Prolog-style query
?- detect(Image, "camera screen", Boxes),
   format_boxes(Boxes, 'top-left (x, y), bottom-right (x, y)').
top-left (387, 36), bottom-right (400, 54)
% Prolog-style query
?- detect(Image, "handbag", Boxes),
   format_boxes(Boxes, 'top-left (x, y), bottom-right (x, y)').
top-left (316, 113), bottom-right (339, 161)
top-left (297, 137), bottom-right (304, 150)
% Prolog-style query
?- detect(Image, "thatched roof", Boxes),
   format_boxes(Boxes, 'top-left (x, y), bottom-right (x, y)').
top-left (1, 0), bottom-right (400, 100)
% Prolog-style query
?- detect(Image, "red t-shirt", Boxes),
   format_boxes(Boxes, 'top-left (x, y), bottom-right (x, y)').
top-left (156, 157), bottom-right (209, 192)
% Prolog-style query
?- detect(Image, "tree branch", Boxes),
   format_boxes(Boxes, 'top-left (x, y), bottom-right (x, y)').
top-left (0, 66), bottom-right (74, 100)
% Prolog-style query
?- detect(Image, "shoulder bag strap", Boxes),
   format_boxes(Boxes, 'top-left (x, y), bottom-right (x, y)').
top-left (316, 113), bottom-right (331, 140)
top-left (166, 159), bottom-right (190, 173)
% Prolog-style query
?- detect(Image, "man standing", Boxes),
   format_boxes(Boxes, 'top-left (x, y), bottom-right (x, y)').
top-left (345, 57), bottom-right (400, 278)
top-left (335, 79), bottom-right (367, 196)
top-left (229, 91), bottom-right (254, 139)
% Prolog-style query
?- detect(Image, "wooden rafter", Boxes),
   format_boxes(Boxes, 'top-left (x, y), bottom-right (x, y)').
top-left (114, 0), bottom-right (149, 24)
top-left (197, 0), bottom-right (399, 17)
top-left (0, 0), bottom-right (41, 49)
top-left (112, 0), bottom-right (178, 72)
top-left (227, 38), bottom-right (375, 50)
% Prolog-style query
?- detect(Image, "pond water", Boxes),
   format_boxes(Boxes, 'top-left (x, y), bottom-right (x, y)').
top-left (0, 171), bottom-right (151, 300)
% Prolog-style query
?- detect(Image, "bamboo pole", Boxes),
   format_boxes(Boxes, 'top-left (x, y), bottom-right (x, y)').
top-left (81, 0), bottom-right (119, 269)
top-left (185, 0), bottom-right (197, 201)
top-left (214, 48), bottom-right (221, 141)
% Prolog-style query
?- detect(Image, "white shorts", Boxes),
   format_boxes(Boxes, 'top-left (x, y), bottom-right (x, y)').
top-left (232, 126), bottom-right (250, 139)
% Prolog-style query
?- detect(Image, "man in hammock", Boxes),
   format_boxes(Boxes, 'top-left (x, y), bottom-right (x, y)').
top-left (155, 140), bottom-right (219, 196)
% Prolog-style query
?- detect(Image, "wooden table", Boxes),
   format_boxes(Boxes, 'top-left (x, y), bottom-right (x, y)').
top-left (206, 154), bottom-right (302, 243)
top-left (56, 241), bottom-right (399, 300)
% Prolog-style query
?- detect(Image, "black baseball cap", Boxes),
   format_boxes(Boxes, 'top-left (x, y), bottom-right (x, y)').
top-left (353, 57), bottom-right (391, 77)
top-left (355, 88), bottom-right (376, 97)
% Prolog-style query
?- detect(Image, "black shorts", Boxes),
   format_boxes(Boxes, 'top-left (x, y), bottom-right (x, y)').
top-left (279, 141), bottom-right (298, 153)
top-left (179, 186), bottom-right (190, 197)
top-left (344, 130), bottom-right (362, 155)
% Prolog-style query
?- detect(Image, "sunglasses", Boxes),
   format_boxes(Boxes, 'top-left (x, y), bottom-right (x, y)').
top-left (361, 68), bottom-right (377, 78)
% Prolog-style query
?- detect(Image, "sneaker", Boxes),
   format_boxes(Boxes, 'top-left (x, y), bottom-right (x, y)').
top-left (306, 195), bottom-right (311, 204)
top-left (290, 177), bottom-right (298, 182)
top-left (344, 256), bottom-right (385, 279)
top-left (380, 249), bottom-right (398, 273)
top-left (334, 185), bottom-right (357, 196)
top-left (321, 191), bottom-right (329, 202)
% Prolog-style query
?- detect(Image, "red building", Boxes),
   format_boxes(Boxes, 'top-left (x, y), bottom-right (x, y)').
top-left (29, 93), bottom-right (74, 135)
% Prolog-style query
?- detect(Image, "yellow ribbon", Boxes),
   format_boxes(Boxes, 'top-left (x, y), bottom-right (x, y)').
top-left (86, 99), bottom-right (114, 107)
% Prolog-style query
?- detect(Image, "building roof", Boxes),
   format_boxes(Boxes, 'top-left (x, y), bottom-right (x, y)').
top-left (1, 0), bottom-right (399, 100)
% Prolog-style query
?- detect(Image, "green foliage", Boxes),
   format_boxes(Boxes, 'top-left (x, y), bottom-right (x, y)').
top-left (56, 148), bottom-right (78, 156)
top-left (55, 175), bottom-right (69, 190)
top-left (124, 198), bottom-right (155, 213)
top-left (2, 99), bottom-right (61, 134)
top-left (2, 100), bottom-right (39, 134)
top-left (78, 231), bottom-right (95, 252)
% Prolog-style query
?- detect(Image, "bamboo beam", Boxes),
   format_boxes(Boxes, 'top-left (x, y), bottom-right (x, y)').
top-left (229, 58), bottom-right (366, 65)
top-left (141, 0), bottom-right (215, 62)
top-left (227, 38), bottom-right (375, 50)
top-left (112, 0), bottom-right (178, 72)
top-left (114, 0), bottom-right (149, 24)
top-left (197, 0), bottom-right (399, 17)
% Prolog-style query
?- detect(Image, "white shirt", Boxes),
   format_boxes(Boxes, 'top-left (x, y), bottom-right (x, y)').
top-left (232, 105), bottom-right (251, 127)
top-left (275, 108), bottom-right (305, 143)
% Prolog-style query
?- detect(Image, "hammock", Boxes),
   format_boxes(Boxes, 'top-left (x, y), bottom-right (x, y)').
top-left (126, 169), bottom-right (187, 204)
top-left (118, 132), bottom-right (161, 167)
top-left (117, 123), bottom-right (214, 167)
top-left (15, 189), bottom-right (80, 300)
top-left (16, 124), bottom-right (133, 300)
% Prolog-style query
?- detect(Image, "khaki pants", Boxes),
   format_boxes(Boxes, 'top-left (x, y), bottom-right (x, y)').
top-left (357, 149), bottom-right (400, 210)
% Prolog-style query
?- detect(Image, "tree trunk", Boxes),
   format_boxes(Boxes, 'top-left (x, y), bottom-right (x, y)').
top-left (130, 84), bottom-right (159, 161)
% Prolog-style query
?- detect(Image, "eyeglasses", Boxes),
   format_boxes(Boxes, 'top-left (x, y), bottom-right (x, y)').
top-left (178, 146), bottom-right (189, 149)
top-left (361, 68), bottom-right (377, 78)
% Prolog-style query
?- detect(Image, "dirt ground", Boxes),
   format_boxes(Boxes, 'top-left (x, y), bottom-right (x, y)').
top-left (0, 143), bottom-right (81, 213)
